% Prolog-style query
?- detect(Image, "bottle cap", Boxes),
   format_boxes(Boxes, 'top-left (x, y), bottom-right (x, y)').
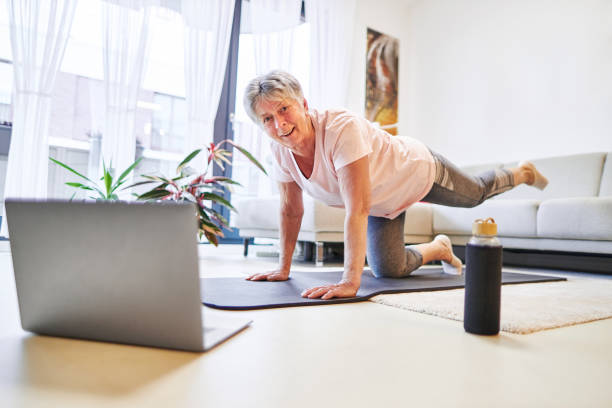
top-left (472, 217), bottom-right (497, 236)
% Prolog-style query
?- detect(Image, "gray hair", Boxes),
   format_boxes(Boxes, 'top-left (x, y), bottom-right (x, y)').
top-left (243, 70), bottom-right (305, 125)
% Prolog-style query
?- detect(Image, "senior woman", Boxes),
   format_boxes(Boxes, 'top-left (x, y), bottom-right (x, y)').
top-left (243, 70), bottom-right (547, 300)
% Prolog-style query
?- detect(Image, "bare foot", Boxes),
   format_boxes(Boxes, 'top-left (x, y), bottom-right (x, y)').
top-left (518, 161), bottom-right (548, 190)
top-left (434, 234), bottom-right (463, 275)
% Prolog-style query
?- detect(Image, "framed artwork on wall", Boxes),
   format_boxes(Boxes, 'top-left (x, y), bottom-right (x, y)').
top-left (365, 28), bottom-right (399, 135)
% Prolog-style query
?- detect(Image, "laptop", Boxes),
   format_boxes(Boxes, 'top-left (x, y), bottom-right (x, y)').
top-left (5, 199), bottom-right (251, 352)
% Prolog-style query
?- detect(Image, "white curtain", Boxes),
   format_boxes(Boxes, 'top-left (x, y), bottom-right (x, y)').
top-left (101, 0), bottom-right (150, 183)
top-left (2, 0), bottom-right (77, 236)
top-left (242, 0), bottom-right (302, 36)
top-left (238, 0), bottom-right (302, 197)
top-left (181, 0), bottom-right (235, 170)
top-left (306, 0), bottom-right (356, 109)
top-left (244, 0), bottom-right (302, 81)
top-left (253, 29), bottom-right (296, 76)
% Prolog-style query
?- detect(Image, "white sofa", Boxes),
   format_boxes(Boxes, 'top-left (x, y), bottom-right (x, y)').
top-left (232, 152), bottom-right (612, 268)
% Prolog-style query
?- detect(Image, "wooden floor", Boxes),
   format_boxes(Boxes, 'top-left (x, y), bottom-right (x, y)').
top-left (1, 243), bottom-right (611, 407)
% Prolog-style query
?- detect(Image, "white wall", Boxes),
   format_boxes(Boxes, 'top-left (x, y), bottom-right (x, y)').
top-left (402, 0), bottom-right (612, 166)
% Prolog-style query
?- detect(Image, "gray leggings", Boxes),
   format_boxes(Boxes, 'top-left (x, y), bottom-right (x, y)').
top-left (366, 151), bottom-right (514, 278)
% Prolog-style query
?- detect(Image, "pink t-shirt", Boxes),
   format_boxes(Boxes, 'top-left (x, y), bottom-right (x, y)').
top-left (270, 109), bottom-right (435, 219)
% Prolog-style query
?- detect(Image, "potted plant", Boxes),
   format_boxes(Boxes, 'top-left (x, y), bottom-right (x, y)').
top-left (129, 140), bottom-right (266, 245)
top-left (49, 156), bottom-right (142, 201)
top-left (50, 140), bottom-right (266, 246)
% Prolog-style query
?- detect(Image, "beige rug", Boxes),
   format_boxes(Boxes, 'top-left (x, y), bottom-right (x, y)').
top-left (370, 273), bottom-right (612, 334)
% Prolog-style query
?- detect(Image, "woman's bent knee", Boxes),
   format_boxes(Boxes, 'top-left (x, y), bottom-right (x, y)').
top-left (368, 247), bottom-right (422, 279)
top-left (370, 261), bottom-right (409, 279)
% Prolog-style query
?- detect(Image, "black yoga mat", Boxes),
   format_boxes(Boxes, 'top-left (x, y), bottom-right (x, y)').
top-left (201, 268), bottom-right (566, 310)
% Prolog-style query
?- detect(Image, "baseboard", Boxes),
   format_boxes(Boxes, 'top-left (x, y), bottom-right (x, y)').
top-left (247, 239), bottom-right (612, 273)
top-left (453, 246), bottom-right (612, 274)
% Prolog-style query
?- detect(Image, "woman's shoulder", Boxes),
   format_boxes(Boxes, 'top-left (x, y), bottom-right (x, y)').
top-left (313, 107), bottom-right (361, 125)
top-left (312, 108), bottom-right (370, 138)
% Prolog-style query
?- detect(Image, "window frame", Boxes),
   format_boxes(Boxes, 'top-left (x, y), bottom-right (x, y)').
top-left (212, 0), bottom-right (243, 243)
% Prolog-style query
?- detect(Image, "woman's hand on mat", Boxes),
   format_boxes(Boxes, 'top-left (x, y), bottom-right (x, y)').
top-left (246, 270), bottom-right (290, 281)
top-left (301, 279), bottom-right (359, 300)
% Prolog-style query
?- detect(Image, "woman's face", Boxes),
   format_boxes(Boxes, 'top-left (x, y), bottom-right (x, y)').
top-left (254, 96), bottom-right (313, 152)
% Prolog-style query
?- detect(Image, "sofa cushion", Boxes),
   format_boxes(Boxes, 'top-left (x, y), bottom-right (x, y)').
top-left (403, 202), bottom-right (433, 236)
top-left (232, 196), bottom-right (280, 230)
top-left (302, 198), bottom-right (346, 232)
top-left (232, 196), bottom-right (346, 232)
top-left (537, 197), bottom-right (612, 240)
top-left (233, 196), bottom-right (432, 237)
top-left (499, 152), bottom-right (606, 200)
top-left (432, 199), bottom-right (540, 238)
top-left (599, 152), bottom-right (612, 197)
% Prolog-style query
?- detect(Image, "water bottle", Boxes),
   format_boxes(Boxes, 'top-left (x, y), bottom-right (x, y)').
top-left (464, 217), bottom-right (502, 335)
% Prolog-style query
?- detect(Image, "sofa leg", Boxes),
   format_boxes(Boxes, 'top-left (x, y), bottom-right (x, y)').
top-left (243, 238), bottom-right (250, 257)
top-left (315, 241), bottom-right (324, 266)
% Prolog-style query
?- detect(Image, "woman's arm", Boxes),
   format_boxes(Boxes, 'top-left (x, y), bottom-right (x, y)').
top-left (278, 181), bottom-right (304, 275)
top-left (301, 156), bottom-right (371, 299)
top-left (246, 181), bottom-right (304, 281)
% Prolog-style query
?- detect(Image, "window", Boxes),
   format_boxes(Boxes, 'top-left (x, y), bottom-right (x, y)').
top-left (0, 0), bottom-right (309, 233)
top-left (230, 8), bottom-right (310, 202)
top-left (150, 93), bottom-right (187, 154)
top-left (0, 1), bottom-right (13, 204)
top-left (0, 60), bottom-right (11, 125)
top-left (0, 0), bottom-right (191, 199)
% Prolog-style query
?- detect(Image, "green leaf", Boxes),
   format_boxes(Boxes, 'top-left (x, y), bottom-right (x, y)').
top-left (176, 149), bottom-right (201, 173)
top-left (226, 140), bottom-right (268, 175)
top-left (137, 188), bottom-right (171, 200)
top-left (65, 181), bottom-right (105, 198)
top-left (202, 205), bottom-right (229, 228)
top-left (211, 177), bottom-right (241, 185)
top-left (141, 174), bottom-right (165, 181)
top-left (145, 174), bottom-right (173, 185)
top-left (103, 164), bottom-right (113, 198)
top-left (112, 157), bottom-right (143, 191)
top-left (197, 205), bottom-right (212, 222)
top-left (122, 180), bottom-right (158, 190)
top-left (201, 192), bottom-right (236, 212)
top-left (50, 157), bottom-right (93, 183)
top-left (200, 218), bottom-right (223, 235)
top-left (173, 174), bottom-right (189, 182)
top-left (111, 180), bottom-right (127, 193)
top-left (65, 182), bottom-right (94, 191)
top-left (96, 189), bottom-right (108, 200)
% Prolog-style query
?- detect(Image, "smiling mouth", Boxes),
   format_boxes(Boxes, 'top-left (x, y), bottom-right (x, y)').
top-left (279, 128), bottom-right (295, 138)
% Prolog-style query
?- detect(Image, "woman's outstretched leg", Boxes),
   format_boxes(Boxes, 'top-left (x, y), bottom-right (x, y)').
top-left (423, 151), bottom-right (548, 207)
top-left (366, 155), bottom-right (547, 279)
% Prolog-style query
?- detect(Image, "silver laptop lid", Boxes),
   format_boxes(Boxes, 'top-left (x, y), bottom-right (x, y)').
top-left (6, 199), bottom-right (206, 351)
